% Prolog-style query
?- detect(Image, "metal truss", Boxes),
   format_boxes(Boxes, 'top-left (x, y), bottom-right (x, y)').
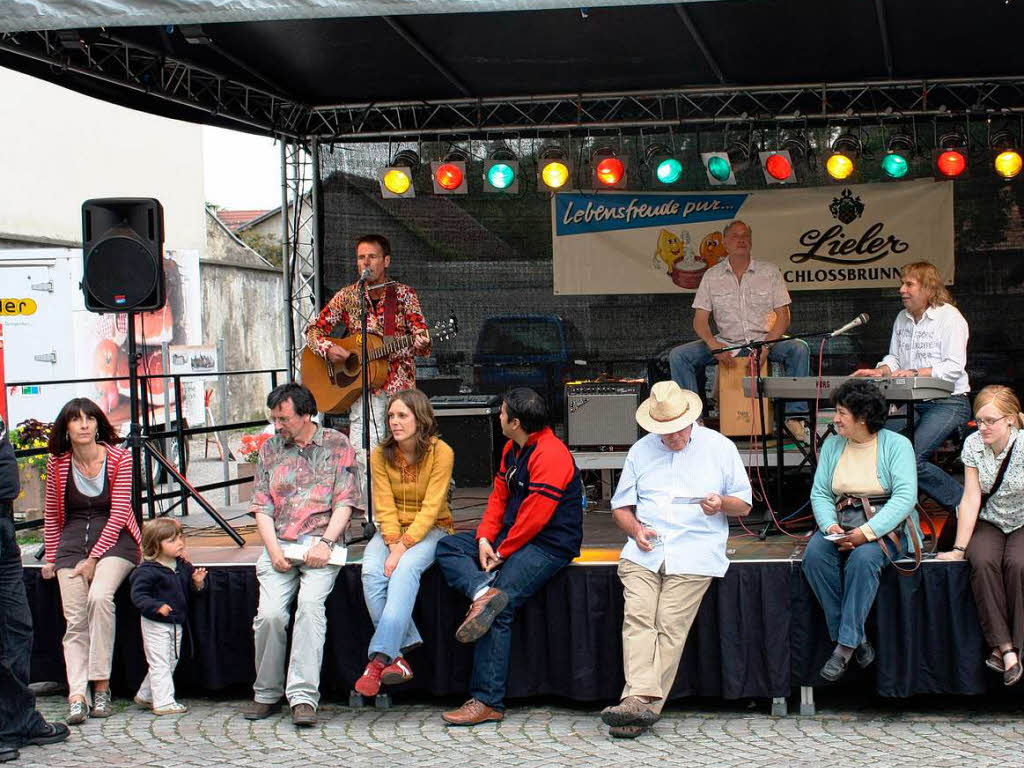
top-left (0, 29), bottom-right (307, 138)
top-left (309, 77), bottom-right (1024, 140)
top-left (3, 28), bottom-right (1023, 141)
top-left (281, 140), bottom-right (320, 381)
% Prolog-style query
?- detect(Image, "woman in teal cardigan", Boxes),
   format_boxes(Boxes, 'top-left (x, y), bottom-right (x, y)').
top-left (803, 379), bottom-right (921, 682)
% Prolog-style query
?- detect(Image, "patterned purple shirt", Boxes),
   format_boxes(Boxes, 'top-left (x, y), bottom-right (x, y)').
top-left (250, 426), bottom-right (363, 541)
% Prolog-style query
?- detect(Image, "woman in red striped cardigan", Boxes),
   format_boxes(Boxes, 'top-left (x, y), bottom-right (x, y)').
top-left (40, 398), bottom-right (141, 725)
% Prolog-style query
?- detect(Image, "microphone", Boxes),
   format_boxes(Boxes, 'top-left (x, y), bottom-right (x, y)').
top-left (358, 267), bottom-right (374, 282)
top-left (831, 313), bottom-right (869, 338)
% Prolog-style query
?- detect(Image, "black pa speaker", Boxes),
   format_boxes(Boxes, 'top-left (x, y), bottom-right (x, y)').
top-left (82, 198), bottom-right (165, 312)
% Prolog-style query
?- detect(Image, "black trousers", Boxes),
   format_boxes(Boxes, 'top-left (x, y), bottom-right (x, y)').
top-left (0, 509), bottom-right (46, 747)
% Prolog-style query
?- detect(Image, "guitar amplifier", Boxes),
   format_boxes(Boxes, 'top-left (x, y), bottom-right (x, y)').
top-left (432, 396), bottom-right (504, 487)
top-left (566, 381), bottom-right (646, 449)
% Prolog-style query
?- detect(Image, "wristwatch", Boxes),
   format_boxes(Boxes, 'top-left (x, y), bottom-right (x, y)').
top-left (319, 536), bottom-right (337, 551)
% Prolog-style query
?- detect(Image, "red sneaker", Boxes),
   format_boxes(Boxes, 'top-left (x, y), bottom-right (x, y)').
top-left (354, 658), bottom-right (386, 697)
top-left (380, 656), bottom-right (414, 686)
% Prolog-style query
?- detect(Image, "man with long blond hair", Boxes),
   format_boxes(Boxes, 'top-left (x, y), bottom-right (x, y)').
top-left (853, 261), bottom-right (971, 524)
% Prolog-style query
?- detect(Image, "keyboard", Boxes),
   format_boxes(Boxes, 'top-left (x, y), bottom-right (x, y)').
top-left (743, 376), bottom-right (954, 401)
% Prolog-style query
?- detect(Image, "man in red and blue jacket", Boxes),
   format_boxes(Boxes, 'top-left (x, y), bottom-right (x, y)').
top-left (436, 387), bottom-right (583, 726)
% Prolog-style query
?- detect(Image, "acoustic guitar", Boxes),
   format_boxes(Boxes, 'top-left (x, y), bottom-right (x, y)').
top-left (300, 316), bottom-right (459, 413)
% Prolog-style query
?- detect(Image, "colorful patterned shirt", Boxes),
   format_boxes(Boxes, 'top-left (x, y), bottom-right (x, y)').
top-left (304, 281), bottom-right (431, 396)
top-left (249, 425), bottom-right (363, 541)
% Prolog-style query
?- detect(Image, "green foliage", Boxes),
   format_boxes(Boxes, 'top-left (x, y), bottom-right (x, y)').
top-left (239, 230), bottom-right (283, 267)
top-left (9, 419), bottom-right (51, 478)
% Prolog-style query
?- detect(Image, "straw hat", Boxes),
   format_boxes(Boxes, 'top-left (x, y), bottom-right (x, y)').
top-left (635, 381), bottom-right (703, 435)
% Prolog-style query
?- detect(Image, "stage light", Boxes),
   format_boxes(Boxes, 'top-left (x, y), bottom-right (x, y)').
top-left (936, 149), bottom-right (967, 178)
top-left (881, 132), bottom-right (914, 180)
top-left (881, 152), bottom-right (909, 179)
top-left (759, 150), bottom-right (795, 184)
top-left (934, 132), bottom-right (968, 180)
top-left (538, 145), bottom-right (571, 191)
top-left (378, 149), bottom-right (419, 198)
top-left (826, 153), bottom-right (854, 180)
top-left (825, 133), bottom-right (861, 182)
top-left (990, 131), bottom-right (1022, 180)
top-left (484, 148), bottom-right (519, 193)
top-left (431, 150), bottom-right (468, 194)
top-left (701, 152), bottom-right (735, 185)
top-left (995, 150), bottom-right (1023, 180)
top-left (542, 161), bottom-right (570, 189)
top-left (591, 146), bottom-right (627, 188)
top-left (382, 169), bottom-right (411, 195)
top-left (644, 143), bottom-right (682, 185)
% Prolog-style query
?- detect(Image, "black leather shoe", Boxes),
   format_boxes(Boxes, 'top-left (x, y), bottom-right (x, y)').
top-left (20, 721), bottom-right (69, 747)
top-left (855, 640), bottom-right (876, 669)
top-left (819, 651), bottom-right (850, 682)
top-left (0, 747), bottom-right (20, 763)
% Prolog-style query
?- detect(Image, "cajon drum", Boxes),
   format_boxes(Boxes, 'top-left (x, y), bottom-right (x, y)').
top-left (717, 354), bottom-right (773, 437)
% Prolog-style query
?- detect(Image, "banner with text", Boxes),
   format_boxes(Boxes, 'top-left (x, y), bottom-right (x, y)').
top-left (551, 179), bottom-right (953, 295)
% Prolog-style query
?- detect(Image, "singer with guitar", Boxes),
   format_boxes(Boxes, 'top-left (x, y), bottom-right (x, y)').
top-left (852, 261), bottom-right (971, 540)
top-left (304, 234), bottom-right (431, 475)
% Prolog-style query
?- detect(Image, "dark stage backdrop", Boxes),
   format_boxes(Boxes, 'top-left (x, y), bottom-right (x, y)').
top-left (319, 137), bottom-right (1024, 396)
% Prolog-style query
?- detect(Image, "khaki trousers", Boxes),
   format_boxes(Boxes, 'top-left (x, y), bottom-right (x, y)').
top-left (618, 558), bottom-right (711, 714)
top-left (56, 556), bottom-right (135, 701)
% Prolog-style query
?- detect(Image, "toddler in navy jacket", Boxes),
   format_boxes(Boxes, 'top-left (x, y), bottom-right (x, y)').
top-left (129, 518), bottom-right (206, 715)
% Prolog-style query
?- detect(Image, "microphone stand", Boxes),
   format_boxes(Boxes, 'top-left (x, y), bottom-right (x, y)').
top-left (717, 328), bottom-right (839, 539)
top-left (346, 275), bottom-right (398, 547)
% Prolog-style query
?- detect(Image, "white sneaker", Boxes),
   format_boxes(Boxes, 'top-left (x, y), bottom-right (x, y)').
top-left (152, 701), bottom-right (188, 716)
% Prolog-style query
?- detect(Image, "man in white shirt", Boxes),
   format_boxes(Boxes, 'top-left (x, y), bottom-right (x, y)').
top-left (668, 220), bottom-right (811, 440)
top-left (852, 261), bottom-right (970, 516)
top-left (599, 381), bottom-right (752, 739)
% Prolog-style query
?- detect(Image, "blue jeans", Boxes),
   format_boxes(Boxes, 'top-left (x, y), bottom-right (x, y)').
top-left (361, 527), bottom-right (445, 661)
top-left (0, 512), bottom-right (46, 747)
top-left (435, 531), bottom-right (570, 710)
top-left (886, 394), bottom-right (970, 511)
top-left (668, 337), bottom-right (811, 416)
top-left (802, 529), bottom-right (907, 648)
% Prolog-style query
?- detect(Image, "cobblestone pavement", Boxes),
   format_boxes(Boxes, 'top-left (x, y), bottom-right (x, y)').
top-left (11, 695), bottom-right (1024, 768)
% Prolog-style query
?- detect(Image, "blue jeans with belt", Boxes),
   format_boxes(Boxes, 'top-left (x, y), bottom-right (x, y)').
top-left (886, 394), bottom-right (970, 511)
top-left (668, 337), bottom-right (811, 416)
top-left (435, 531), bottom-right (569, 710)
top-left (0, 509), bottom-right (47, 748)
top-left (802, 528), bottom-right (907, 648)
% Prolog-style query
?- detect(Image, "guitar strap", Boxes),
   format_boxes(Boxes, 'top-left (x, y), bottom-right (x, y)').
top-left (383, 284), bottom-right (398, 337)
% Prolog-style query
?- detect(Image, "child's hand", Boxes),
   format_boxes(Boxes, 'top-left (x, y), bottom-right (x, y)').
top-left (157, 604), bottom-right (172, 617)
top-left (192, 567), bottom-right (207, 587)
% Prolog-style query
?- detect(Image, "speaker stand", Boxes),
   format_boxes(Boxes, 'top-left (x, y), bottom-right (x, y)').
top-left (124, 313), bottom-right (244, 545)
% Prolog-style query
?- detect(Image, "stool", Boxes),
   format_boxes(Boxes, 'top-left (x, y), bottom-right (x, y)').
top-left (716, 355), bottom-right (773, 437)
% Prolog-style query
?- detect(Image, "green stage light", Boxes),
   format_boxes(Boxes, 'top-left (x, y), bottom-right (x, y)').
top-left (881, 152), bottom-right (909, 179)
top-left (707, 155), bottom-right (732, 182)
top-left (655, 158), bottom-right (683, 184)
top-left (486, 163), bottom-right (516, 190)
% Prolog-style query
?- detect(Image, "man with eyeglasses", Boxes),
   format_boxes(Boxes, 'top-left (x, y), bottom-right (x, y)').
top-left (243, 383), bottom-right (362, 727)
top-left (852, 260), bottom-right (971, 541)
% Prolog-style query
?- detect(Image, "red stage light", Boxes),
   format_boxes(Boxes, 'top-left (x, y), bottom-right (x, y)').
top-left (433, 162), bottom-right (464, 190)
top-left (596, 157), bottom-right (624, 186)
top-left (936, 150), bottom-right (966, 178)
top-left (764, 153), bottom-right (792, 181)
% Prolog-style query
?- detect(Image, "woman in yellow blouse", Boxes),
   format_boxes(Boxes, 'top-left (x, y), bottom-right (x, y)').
top-left (354, 389), bottom-right (454, 697)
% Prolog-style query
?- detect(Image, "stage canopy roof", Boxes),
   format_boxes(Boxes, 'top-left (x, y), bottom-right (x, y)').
top-left (3, 0), bottom-right (1024, 140)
